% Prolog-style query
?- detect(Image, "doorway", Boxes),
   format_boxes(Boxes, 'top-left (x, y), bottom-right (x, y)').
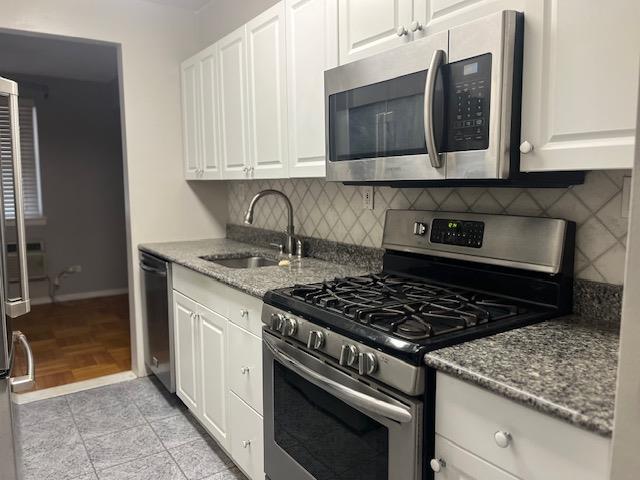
top-left (0, 32), bottom-right (130, 391)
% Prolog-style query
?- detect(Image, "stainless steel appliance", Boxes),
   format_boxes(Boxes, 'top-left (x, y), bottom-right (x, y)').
top-left (0, 76), bottom-right (35, 480)
top-left (324, 11), bottom-right (583, 186)
top-left (140, 251), bottom-right (175, 392)
top-left (262, 210), bottom-right (575, 480)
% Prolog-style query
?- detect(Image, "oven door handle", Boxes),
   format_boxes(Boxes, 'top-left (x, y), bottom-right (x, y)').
top-left (424, 49), bottom-right (446, 169)
top-left (265, 338), bottom-right (413, 424)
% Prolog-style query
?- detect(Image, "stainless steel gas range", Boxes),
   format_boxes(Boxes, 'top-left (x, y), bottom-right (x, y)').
top-left (261, 210), bottom-right (575, 480)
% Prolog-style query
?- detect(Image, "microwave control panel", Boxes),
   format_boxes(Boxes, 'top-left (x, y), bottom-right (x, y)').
top-left (430, 218), bottom-right (485, 248)
top-left (444, 53), bottom-right (492, 152)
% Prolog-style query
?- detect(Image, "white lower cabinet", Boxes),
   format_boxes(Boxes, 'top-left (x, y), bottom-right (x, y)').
top-left (172, 265), bottom-right (264, 480)
top-left (434, 372), bottom-right (611, 480)
top-left (229, 391), bottom-right (265, 480)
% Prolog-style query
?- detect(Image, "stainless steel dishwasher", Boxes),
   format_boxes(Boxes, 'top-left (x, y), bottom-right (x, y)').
top-left (140, 251), bottom-right (175, 392)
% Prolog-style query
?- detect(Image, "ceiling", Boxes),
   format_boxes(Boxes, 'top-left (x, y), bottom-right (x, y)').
top-left (143, 0), bottom-right (212, 10)
top-left (0, 32), bottom-right (118, 83)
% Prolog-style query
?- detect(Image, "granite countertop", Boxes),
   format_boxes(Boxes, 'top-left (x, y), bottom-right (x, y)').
top-left (425, 315), bottom-right (620, 437)
top-left (139, 238), bottom-right (370, 298)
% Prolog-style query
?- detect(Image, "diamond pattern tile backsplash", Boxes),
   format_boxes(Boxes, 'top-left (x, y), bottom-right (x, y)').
top-left (228, 170), bottom-right (631, 285)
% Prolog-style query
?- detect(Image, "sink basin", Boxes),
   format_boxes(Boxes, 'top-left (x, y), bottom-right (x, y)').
top-left (200, 255), bottom-right (279, 269)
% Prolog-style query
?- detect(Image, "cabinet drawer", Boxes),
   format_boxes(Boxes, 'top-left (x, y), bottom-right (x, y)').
top-left (229, 392), bottom-right (264, 480)
top-left (172, 264), bottom-right (232, 317)
top-left (434, 435), bottom-right (518, 480)
top-left (436, 373), bottom-right (611, 480)
top-left (226, 286), bottom-right (263, 337)
top-left (228, 322), bottom-right (263, 415)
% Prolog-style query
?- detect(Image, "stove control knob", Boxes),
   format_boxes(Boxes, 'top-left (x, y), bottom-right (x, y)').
top-left (307, 330), bottom-right (325, 350)
top-left (281, 317), bottom-right (298, 337)
top-left (358, 352), bottom-right (378, 376)
top-left (270, 313), bottom-right (285, 332)
top-left (339, 344), bottom-right (359, 367)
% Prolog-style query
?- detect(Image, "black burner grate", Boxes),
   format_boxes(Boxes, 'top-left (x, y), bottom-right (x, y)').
top-left (285, 274), bottom-right (523, 340)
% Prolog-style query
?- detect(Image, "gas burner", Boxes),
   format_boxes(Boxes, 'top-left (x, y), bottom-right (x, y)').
top-left (284, 274), bottom-right (523, 341)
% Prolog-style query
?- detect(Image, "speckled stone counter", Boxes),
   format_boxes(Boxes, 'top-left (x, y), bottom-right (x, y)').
top-left (139, 238), bottom-right (370, 298)
top-left (425, 315), bottom-right (619, 436)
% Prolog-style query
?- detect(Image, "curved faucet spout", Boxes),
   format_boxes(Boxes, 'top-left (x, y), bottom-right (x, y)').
top-left (244, 189), bottom-right (296, 254)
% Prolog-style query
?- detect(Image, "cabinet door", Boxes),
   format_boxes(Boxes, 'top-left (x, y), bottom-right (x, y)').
top-left (520, 0), bottom-right (639, 171)
top-left (434, 435), bottom-right (519, 480)
top-left (228, 322), bottom-right (263, 415)
top-left (246, 1), bottom-right (289, 179)
top-left (199, 45), bottom-right (222, 179)
top-left (218, 26), bottom-right (251, 179)
top-left (198, 304), bottom-right (228, 448)
top-left (286, 0), bottom-right (338, 178)
top-left (338, 0), bottom-right (414, 64)
top-left (180, 56), bottom-right (201, 180)
top-left (229, 392), bottom-right (264, 480)
top-left (173, 291), bottom-right (200, 412)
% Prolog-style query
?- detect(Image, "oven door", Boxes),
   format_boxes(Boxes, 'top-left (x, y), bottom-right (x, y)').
top-left (263, 332), bottom-right (423, 480)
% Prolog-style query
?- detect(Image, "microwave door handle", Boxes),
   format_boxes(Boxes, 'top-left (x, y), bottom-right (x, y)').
top-left (5, 92), bottom-right (30, 318)
top-left (424, 49), bottom-right (446, 169)
top-left (265, 338), bottom-right (413, 424)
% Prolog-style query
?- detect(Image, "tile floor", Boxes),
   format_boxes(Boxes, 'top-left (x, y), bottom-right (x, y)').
top-left (15, 376), bottom-right (248, 480)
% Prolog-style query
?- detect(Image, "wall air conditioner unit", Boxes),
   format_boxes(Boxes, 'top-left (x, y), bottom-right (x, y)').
top-left (7, 241), bottom-right (47, 282)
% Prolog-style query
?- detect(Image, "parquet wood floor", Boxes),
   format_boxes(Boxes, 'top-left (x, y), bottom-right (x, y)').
top-left (11, 294), bottom-right (131, 390)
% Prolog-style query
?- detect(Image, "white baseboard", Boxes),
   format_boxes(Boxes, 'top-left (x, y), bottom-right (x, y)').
top-left (13, 371), bottom-right (138, 404)
top-left (30, 287), bottom-right (129, 306)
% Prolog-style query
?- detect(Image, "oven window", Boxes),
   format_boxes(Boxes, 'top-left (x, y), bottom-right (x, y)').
top-left (328, 70), bottom-right (429, 162)
top-left (274, 362), bottom-right (389, 480)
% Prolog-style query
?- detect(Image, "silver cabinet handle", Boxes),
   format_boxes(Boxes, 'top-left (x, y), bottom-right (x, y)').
top-left (240, 309), bottom-right (249, 318)
top-left (396, 25), bottom-right (408, 37)
top-left (519, 141), bottom-right (533, 154)
top-left (5, 91), bottom-right (30, 318)
top-left (240, 366), bottom-right (250, 375)
top-left (265, 337), bottom-right (412, 424)
top-left (410, 20), bottom-right (423, 32)
top-left (241, 440), bottom-right (251, 448)
top-left (424, 49), bottom-right (446, 169)
top-left (10, 331), bottom-right (35, 393)
top-left (430, 458), bottom-right (446, 473)
top-left (494, 430), bottom-right (512, 448)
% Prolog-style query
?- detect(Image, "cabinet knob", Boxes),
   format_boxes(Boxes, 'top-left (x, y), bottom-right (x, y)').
top-left (240, 366), bottom-right (250, 375)
top-left (494, 430), bottom-right (512, 448)
top-left (241, 440), bottom-right (251, 448)
top-left (242, 166), bottom-right (248, 173)
top-left (396, 25), bottom-right (408, 37)
top-left (519, 140), bottom-right (534, 154)
top-left (430, 458), bottom-right (446, 473)
top-left (240, 309), bottom-right (249, 318)
top-left (410, 20), bottom-right (423, 32)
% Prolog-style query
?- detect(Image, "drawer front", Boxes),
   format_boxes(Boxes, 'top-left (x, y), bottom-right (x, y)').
top-left (434, 435), bottom-right (518, 480)
top-left (436, 373), bottom-right (611, 480)
top-left (172, 264), bottom-right (232, 317)
top-left (229, 391), bottom-right (264, 480)
top-left (228, 322), bottom-right (263, 415)
top-left (226, 286), bottom-right (263, 337)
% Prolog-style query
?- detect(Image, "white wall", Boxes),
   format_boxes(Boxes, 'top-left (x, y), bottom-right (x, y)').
top-left (0, 0), bottom-right (228, 375)
top-left (197, 0), bottom-right (279, 47)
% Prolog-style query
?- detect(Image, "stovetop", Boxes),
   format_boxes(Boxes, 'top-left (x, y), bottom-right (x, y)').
top-left (264, 271), bottom-right (558, 364)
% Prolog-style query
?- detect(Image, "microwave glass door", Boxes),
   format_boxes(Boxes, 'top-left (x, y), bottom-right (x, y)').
top-left (328, 70), bottom-right (434, 162)
top-left (273, 361), bottom-right (389, 480)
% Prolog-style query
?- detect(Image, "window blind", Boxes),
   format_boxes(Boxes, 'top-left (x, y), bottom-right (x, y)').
top-left (0, 97), bottom-right (43, 220)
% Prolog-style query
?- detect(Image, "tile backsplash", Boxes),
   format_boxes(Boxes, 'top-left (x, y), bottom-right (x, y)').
top-left (228, 170), bottom-right (631, 285)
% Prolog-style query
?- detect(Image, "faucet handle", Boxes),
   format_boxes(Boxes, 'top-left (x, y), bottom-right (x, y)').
top-left (296, 238), bottom-right (304, 259)
top-left (270, 243), bottom-right (284, 255)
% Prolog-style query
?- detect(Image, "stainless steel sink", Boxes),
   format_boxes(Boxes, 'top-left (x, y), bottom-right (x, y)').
top-left (200, 255), bottom-right (279, 269)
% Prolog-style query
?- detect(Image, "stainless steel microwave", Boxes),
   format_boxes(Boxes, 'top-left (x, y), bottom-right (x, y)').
top-left (324, 11), bottom-right (583, 187)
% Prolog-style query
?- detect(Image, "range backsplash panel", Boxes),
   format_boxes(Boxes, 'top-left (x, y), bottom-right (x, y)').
top-left (227, 171), bottom-right (630, 285)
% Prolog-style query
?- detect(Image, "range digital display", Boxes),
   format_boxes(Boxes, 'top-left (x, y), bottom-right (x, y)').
top-left (431, 219), bottom-right (485, 248)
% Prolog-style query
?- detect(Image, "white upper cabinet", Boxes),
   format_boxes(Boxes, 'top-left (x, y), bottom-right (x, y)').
top-left (286, 0), bottom-right (338, 178)
top-left (218, 26), bottom-right (252, 179)
top-left (180, 46), bottom-right (222, 180)
top-left (338, 0), bottom-right (415, 64)
top-left (180, 57), bottom-right (201, 180)
top-left (520, 0), bottom-right (639, 171)
top-left (246, 2), bottom-right (289, 179)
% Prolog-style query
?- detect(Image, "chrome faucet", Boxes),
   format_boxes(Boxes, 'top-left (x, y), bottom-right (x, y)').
top-left (244, 189), bottom-right (298, 256)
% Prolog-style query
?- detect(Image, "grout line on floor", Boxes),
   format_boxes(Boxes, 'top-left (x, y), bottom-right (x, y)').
top-left (65, 395), bottom-right (100, 479)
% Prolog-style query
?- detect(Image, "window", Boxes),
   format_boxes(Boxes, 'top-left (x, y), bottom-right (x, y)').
top-left (0, 98), bottom-right (43, 221)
